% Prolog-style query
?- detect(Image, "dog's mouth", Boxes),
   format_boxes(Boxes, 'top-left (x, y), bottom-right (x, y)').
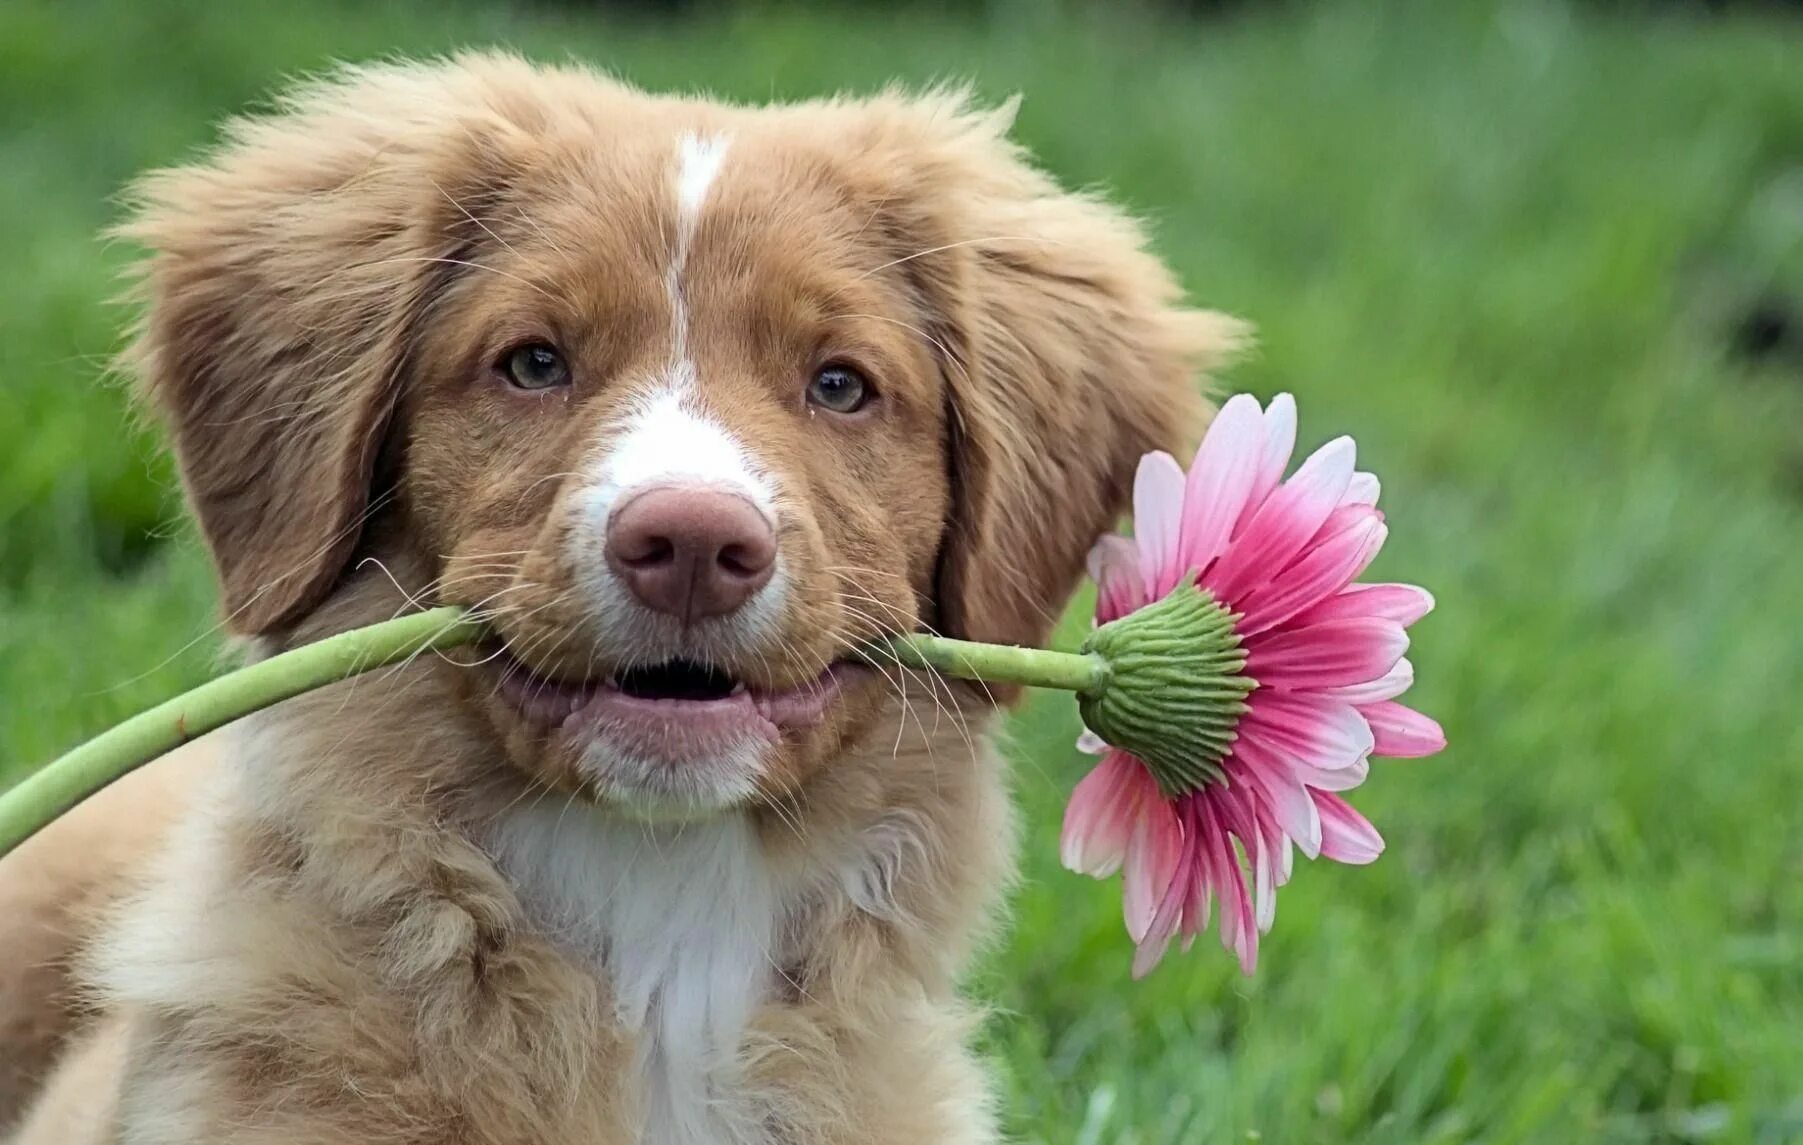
top-left (614, 659), bottom-right (742, 702)
top-left (487, 649), bottom-right (864, 742)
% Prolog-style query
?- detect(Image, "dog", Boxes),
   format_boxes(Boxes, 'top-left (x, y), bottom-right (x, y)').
top-left (0, 53), bottom-right (1238, 1144)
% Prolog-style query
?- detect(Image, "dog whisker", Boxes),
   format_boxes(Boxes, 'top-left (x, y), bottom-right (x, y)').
top-left (429, 175), bottom-right (525, 263)
top-left (337, 254), bottom-right (558, 303)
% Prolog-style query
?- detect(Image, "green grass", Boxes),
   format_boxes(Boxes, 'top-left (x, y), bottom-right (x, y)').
top-left (5, 0), bottom-right (1803, 1140)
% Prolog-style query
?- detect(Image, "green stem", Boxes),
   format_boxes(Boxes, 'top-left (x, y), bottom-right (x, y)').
top-left (0, 612), bottom-right (1110, 862)
top-left (871, 634), bottom-right (1109, 695)
top-left (0, 607), bottom-right (483, 860)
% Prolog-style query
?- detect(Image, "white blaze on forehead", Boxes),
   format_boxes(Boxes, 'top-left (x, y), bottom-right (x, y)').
top-left (625, 131), bottom-right (762, 507)
top-left (665, 131), bottom-right (730, 366)
top-left (674, 133), bottom-right (731, 245)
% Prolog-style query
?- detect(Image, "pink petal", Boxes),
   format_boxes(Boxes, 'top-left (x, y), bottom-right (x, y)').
top-left (1246, 617), bottom-right (1408, 691)
top-left (1314, 791), bottom-right (1384, 864)
top-left (1237, 692), bottom-right (1375, 772)
top-left (1180, 846), bottom-right (1212, 939)
top-left (1176, 394), bottom-right (1265, 576)
top-left (1253, 826), bottom-right (1277, 934)
top-left (1291, 753), bottom-right (1369, 792)
top-left (1227, 749), bottom-right (1322, 858)
top-left (1235, 511), bottom-right (1387, 636)
top-left (1060, 751), bottom-right (1151, 877)
top-left (1326, 657), bottom-right (1415, 704)
top-left (1292, 582), bottom-right (1435, 628)
top-left (1202, 801), bottom-right (1258, 974)
top-left (1238, 393), bottom-right (1297, 535)
top-left (1132, 452), bottom-right (1190, 599)
top-left (1131, 941), bottom-right (1171, 979)
top-left (1131, 850), bottom-right (1190, 979)
top-left (1122, 795), bottom-right (1183, 942)
top-left (1075, 728), bottom-right (1110, 755)
top-left (1345, 471), bottom-right (1380, 506)
top-left (1304, 502), bottom-right (1381, 551)
top-left (1087, 534), bottom-right (1146, 624)
top-left (1252, 796), bottom-right (1296, 885)
top-left (1207, 436), bottom-right (1356, 605)
top-left (1130, 908), bottom-right (1179, 979)
top-left (1361, 700), bottom-right (1446, 758)
top-left (1219, 784), bottom-right (1278, 934)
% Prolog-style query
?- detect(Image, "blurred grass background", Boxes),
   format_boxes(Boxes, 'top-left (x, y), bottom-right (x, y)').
top-left (4, 0), bottom-right (1803, 1140)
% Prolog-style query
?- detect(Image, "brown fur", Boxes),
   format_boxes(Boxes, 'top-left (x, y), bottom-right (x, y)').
top-left (0, 54), bottom-right (1238, 1143)
top-left (0, 738), bottom-right (216, 1122)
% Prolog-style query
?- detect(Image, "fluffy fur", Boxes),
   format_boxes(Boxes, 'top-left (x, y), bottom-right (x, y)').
top-left (0, 54), bottom-right (1238, 1144)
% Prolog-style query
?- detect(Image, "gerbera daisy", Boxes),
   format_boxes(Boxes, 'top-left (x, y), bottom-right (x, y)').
top-left (1061, 393), bottom-right (1444, 976)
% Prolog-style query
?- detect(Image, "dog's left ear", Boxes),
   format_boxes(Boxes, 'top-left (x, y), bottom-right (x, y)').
top-left (864, 96), bottom-right (1246, 655)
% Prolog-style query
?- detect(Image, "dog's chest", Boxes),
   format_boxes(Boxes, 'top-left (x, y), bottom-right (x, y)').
top-left (493, 805), bottom-right (780, 1145)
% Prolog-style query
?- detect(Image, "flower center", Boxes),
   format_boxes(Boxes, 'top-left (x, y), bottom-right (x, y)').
top-left (1078, 575), bottom-right (1256, 799)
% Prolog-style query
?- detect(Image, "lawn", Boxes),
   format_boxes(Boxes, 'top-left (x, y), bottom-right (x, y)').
top-left (4, 0), bottom-right (1803, 1140)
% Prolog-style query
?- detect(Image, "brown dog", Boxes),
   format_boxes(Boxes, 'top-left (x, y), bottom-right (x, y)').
top-left (0, 54), bottom-right (1238, 1143)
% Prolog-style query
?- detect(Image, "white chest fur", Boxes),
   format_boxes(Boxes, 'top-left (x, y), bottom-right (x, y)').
top-left (493, 803), bottom-right (780, 1145)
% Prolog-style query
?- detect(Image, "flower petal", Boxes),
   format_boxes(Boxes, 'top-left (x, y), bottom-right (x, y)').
top-left (1361, 700), bottom-right (1447, 758)
top-left (1345, 471), bottom-right (1380, 506)
top-left (1235, 511), bottom-right (1387, 636)
top-left (1208, 435), bottom-right (1356, 605)
top-left (1227, 749), bottom-right (1322, 858)
top-left (1176, 394), bottom-right (1265, 576)
top-left (1132, 452), bottom-right (1190, 599)
top-left (1238, 393), bottom-right (1297, 535)
top-left (1291, 753), bottom-right (1369, 792)
top-left (1314, 791), bottom-right (1384, 864)
top-left (1131, 849), bottom-right (1190, 979)
top-left (1130, 903), bottom-right (1180, 979)
top-left (1326, 657), bottom-right (1414, 704)
top-left (1075, 728), bottom-right (1110, 755)
top-left (1292, 582), bottom-right (1435, 628)
top-left (1202, 800), bottom-right (1258, 974)
top-left (1087, 534), bottom-right (1146, 624)
top-left (1246, 617), bottom-right (1408, 691)
top-left (1221, 784), bottom-right (1279, 935)
top-left (1305, 502), bottom-right (1381, 551)
top-left (1122, 796), bottom-right (1183, 942)
top-left (1237, 692), bottom-right (1376, 773)
top-left (1180, 845), bottom-right (1212, 940)
top-left (1060, 751), bottom-right (1150, 877)
top-left (1253, 827), bottom-right (1276, 934)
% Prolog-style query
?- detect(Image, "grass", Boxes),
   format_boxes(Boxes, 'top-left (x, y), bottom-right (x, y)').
top-left (4, 0), bottom-right (1803, 1140)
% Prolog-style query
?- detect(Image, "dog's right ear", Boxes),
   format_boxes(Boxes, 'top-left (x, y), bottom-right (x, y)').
top-left (846, 94), bottom-right (1245, 658)
top-left (121, 60), bottom-right (536, 634)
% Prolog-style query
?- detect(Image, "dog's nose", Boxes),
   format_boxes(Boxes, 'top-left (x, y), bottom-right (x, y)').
top-left (605, 486), bottom-right (777, 621)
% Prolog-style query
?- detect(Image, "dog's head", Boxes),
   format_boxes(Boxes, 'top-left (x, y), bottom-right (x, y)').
top-left (124, 56), bottom-right (1238, 819)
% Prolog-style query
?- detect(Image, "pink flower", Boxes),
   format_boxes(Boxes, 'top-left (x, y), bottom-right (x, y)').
top-left (1061, 393), bottom-right (1444, 976)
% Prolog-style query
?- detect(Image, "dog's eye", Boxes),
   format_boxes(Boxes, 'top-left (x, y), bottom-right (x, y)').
top-left (807, 364), bottom-right (871, 414)
top-left (500, 342), bottom-right (571, 391)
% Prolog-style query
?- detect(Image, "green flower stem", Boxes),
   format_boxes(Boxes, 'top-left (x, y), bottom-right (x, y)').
top-left (0, 607), bottom-right (483, 860)
top-left (0, 608), bottom-right (1158, 862)
top-left (867, 634), bottom-right (1109, 695)
top-left (0, 612), bottom-right (1104, 862)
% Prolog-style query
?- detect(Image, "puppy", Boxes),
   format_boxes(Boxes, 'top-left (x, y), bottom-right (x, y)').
top-left (0, 54), bottom-right (1237, 1144)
